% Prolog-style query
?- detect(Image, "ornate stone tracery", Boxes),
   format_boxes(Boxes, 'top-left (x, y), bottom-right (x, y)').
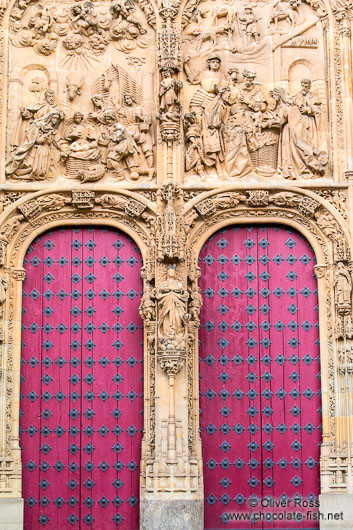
top-left (0, 0), bottom-right (353, 527)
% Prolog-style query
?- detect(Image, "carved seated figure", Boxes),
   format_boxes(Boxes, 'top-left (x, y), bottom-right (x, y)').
top-left (62, 111), bottom-right (102, 178)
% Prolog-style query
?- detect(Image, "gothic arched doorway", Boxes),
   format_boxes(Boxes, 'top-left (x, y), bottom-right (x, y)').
top-left (199, 225), bottom-right (321, 529)
top-left (20, 226), bottom-right (143, 530)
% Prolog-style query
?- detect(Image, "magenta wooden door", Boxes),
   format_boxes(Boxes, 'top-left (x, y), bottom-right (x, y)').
top-left (20, 227), bottom-right (143, 530)
top-left (199, 226), bottom-right (321, 529)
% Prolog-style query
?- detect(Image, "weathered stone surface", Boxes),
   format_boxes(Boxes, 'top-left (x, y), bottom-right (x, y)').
top-left (140, 500), bottom-right (203, 530)
top-left (0, 498), bottom-right (23, 530)
top-left (319, 494), bottom-right (353, 529)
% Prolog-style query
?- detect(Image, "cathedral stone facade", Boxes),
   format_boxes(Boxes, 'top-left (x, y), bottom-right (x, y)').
top-left (0, 0), bottom-right (352, 528)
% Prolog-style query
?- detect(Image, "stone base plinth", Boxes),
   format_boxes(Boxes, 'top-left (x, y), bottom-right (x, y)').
top-left (0, 498), bottom-right (23, 530)
top-left (319, 494), bottom-right (353, 529)
top-left (140, 500), bottom-right (203, 530)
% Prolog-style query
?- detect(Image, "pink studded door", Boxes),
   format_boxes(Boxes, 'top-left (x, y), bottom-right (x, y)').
top-left (199, 226), bottom-right (321, 529)
top-left (20, 227), bottom-right (143, 530)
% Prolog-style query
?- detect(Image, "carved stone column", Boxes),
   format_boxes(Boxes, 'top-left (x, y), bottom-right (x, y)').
top-left (140, 185), bottom-right (203, 530)
top-left (0, 266), bottom-right (25, 530)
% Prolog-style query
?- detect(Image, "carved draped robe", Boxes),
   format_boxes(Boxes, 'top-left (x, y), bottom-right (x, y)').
top-left (335, 267), bottom-right (352, 307)
top-left (201, 95), bottom-right (228, 164)
top-left (157, 279), bottom-right (188, 342)
top-left (292, 89), bottom-right (327, 153)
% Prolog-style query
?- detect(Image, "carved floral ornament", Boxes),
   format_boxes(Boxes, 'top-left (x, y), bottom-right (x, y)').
top-left (182, 188), bottom-right (350, 263)
top-left (0, 190), bottom-right (157, 268)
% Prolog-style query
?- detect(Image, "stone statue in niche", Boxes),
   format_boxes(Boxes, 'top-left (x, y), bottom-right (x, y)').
top-left (334, 262), bottom-right (352, 309)
top-left (157, 62), bottom-right (183, 145)
top-left (159, 67), bottom-right (183, 114)
top-left (140, 283), bottom-right (156, 322)
top-left (6, 110), bottom-right (65, 180)
top-left (157, 266), bottom-right (189, 352)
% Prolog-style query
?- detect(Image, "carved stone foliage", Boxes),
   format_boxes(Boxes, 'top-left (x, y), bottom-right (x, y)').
top-left (181, 0), bottom-right (330, 183)
top-left (6, 0), bottom-right (156, 184)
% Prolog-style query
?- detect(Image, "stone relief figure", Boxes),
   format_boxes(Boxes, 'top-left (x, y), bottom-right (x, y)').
top-left (11, 0), bottom-right (153, 58)
top-left (334, 262), bottom-right (352, 309)
top-left (116, 93), bottom-right (155, 178)
top-left (140, 283), bottom-right (156, 322)
top-left (237, 69), bottom-right (278, 176)
top-left (157, 266), bottom-right (189, 351)
top-left (292, 78), bottom-right (327, 153)
top-left (159, 67), bottom-right (183, 113)
top-left (103, 123), bottom-right (142, 182)
top-left (237, 7), bottom-right (260, 45)
top-left (201, 86), bottom-right (232, 178)
top-left (227, 67), bottom-right (240, 104)
top-left (65, 73), bottom-right (84, 102)
top-left (184, 111), bottom-right (208, 180)
top-left (267, 0), bottom-right (303, 33)
top-left (62, 111), bottom-right (102, 179)
top-left (184, 54), bottom-right (227, 114)
top-left (183, 64), bottom-right (328, 180)
top-left (6, 110), bottom-right (64, 180)
top-left (261, 87), bottom-right (328, 178)
top-left (11, 89), bottom-right (58, 150)
top-left (223, 104), bottom-right (252, 178)
top-left (182, 8), bottom-right (217, 51)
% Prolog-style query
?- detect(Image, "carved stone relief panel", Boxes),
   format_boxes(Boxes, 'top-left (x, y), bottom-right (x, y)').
top-left (6, 0), bottom-right (156, 185)
top-left (181, 0), bottom-right (329, 183)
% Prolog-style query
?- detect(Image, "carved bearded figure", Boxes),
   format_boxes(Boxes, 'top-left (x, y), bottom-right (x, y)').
top-left (105, 123), bottom-right (141, 181)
